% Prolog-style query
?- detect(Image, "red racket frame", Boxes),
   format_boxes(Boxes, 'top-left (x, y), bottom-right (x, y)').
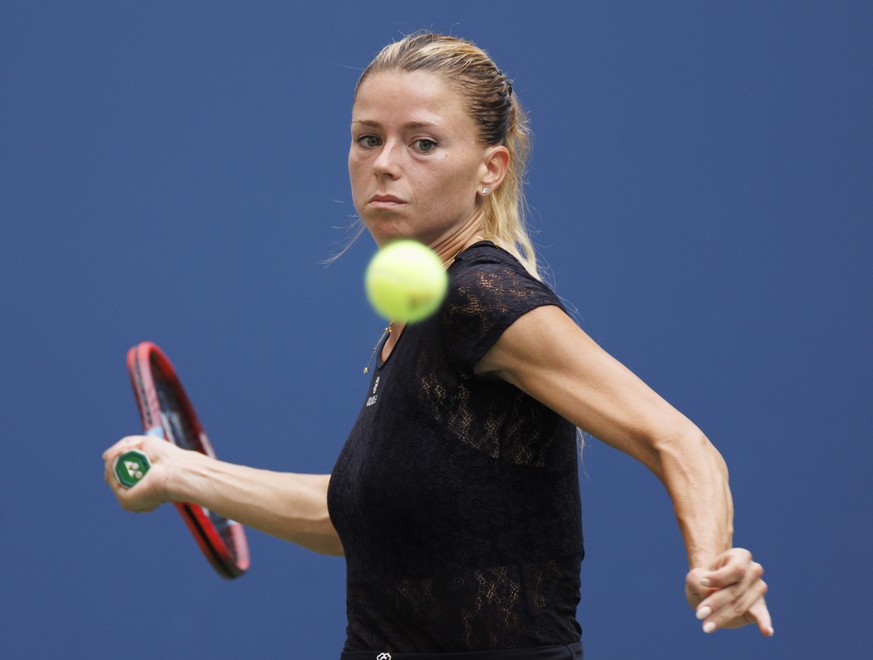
top-left (127, 341), bottom-right (250, 579)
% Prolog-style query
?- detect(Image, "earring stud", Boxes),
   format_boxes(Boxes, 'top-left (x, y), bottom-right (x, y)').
top-left (482, 187), bottom-right (489, 195)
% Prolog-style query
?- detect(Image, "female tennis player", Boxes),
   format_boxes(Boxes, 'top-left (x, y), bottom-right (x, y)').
top-left (104, 32), bottom-right (772, 658)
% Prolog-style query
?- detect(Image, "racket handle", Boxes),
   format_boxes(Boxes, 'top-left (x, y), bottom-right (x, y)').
top-left (114, 449), bottom-right (151, 488)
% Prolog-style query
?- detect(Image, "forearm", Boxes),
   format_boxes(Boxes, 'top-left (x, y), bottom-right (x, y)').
top-left (652, 427), bottom-right (733, 569)
top-left (169, 450), bottom-right (343, 556)
top-left (478, 306), bottom-right (736, 568)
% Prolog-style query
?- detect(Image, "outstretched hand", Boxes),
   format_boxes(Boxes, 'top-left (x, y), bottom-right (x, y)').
top-left (686, 548), bottom-right (773, 636)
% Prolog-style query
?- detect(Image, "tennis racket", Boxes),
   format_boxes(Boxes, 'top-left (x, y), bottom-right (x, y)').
top-left (121, 341), bottom-right (250, 579)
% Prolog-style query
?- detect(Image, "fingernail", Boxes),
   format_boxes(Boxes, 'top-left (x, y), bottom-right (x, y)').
top-left (768, 627), bottom-right (775, 637)
top-left (699, 578), bottom-right (711, 588)
top-left (696, 606), bottom-right (711, 620)
top-left (703, 621), bottom-right (717, 633)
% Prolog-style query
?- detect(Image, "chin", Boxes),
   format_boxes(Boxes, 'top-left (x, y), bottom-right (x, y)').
top-left (366, 222), bottom-right (417, 245)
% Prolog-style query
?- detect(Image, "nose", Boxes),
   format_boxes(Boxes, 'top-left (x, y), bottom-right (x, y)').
top-left (372, 139), bottom-right (402, 178)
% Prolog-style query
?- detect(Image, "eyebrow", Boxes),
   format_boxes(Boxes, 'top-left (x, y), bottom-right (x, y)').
top-left (351, 119), bottom-right (438, 130)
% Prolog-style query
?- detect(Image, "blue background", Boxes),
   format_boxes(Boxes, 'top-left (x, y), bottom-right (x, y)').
top-left (1, 2), bottom-right (870, 658)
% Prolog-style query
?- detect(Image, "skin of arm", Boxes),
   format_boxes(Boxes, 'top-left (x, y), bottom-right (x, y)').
top-left (475, 304), bottom-right (771, 635)
top-left (103, 435), bottom-right (344, 557)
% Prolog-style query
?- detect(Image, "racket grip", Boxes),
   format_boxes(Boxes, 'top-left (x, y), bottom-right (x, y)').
top-left (114, 449), bottom-right (151, 488)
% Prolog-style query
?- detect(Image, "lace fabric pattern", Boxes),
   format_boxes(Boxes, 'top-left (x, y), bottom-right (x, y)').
top-left (328, 243), bottom-right (584, 653)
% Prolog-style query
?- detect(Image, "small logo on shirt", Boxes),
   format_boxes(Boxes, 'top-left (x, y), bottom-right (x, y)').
top-left (366, 376), bottom-right (381, 407)
top-left (376, 654), bottom-right (391, 660)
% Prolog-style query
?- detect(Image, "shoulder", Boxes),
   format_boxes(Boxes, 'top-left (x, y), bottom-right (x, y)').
top-left (451, 241), bottom-right (527, 275)
top-left (437, 242), bottom-right (565, 369)
top-left (447, 241), bottom-right (562, 311)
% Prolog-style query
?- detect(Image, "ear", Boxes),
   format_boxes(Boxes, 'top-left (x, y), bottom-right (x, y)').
top-left (479, 145), bottom-right (510, 193)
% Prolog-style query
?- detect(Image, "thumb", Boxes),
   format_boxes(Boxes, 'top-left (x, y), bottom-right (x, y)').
top-left (685, 566), bottom-right (719, 606)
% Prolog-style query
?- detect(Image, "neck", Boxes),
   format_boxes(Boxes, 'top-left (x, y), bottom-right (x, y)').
top-left (429, 225), bottom-right (486, 265)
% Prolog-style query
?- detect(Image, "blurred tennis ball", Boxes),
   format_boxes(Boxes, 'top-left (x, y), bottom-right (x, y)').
top-left (365, 240), bottom-right (448, 323)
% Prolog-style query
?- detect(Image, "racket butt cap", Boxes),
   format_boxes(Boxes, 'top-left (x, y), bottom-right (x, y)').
top-left (114, 449), bottom-right (151, 488)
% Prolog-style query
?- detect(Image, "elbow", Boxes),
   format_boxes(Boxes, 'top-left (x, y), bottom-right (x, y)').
top-left (299, 517), bottom-right (346, 557)
top-left (311, 541), bottom-right (346, 557)
top-left (309, 509), bottom-right (346, 557)
top-left (288, 528), bottom-right (345, 557)
top-left (694, 428), bottom-right (730, 485)
top-left (315, 539), bottom-right (346, 557)
top-left (652, 424), bottom-right (729, 481)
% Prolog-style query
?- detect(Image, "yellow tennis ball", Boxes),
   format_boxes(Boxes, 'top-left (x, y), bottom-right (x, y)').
top-left (365, 240), bottom-right (448, 323)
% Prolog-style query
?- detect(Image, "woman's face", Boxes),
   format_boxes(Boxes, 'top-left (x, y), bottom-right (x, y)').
top-left (349, 70), bottom-right (490, 248)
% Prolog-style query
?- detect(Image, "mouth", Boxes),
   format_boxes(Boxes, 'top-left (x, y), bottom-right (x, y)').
top-left (368, 194), bottom-right (406, 209)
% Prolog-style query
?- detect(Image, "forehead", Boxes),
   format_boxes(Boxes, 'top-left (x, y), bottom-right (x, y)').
top-left (352, 70), bottom-right (471, 127)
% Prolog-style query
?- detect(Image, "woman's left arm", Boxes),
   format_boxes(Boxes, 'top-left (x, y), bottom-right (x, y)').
top-left (476, 305), bottom-right (773, 636)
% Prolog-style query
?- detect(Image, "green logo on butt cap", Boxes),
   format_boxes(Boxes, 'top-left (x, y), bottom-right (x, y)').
top-left (114, 449), bottom-right (151, 488)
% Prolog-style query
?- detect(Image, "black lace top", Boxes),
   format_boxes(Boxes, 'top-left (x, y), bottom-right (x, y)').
top-left (327, 242), bottom-right (583, 653)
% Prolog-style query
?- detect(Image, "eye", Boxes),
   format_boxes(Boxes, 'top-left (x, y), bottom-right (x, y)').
top-left (357, 135), bottom-right (382, 149)
top-left (413, 138), bottom-right (438, 153)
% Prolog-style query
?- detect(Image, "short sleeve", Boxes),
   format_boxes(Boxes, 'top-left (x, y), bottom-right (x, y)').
top-left (441, 245), bottom-right (564, 373)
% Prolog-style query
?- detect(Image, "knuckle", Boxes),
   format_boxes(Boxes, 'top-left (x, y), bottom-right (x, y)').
top-left (728, 547), bottom-right (751, 561)
top-left (727, 600), bottom-right (747, 619)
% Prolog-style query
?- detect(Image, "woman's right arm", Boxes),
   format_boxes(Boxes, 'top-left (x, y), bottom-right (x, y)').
top-left (103, 434), bottom-right (344, 557)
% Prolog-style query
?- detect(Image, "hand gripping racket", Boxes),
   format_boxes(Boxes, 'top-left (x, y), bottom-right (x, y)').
top-left (119, 341), bottom-right (250, 579)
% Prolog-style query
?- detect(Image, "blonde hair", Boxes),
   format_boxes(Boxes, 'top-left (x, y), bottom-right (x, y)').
top-left (355, 33), bottom-right (540, 278)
